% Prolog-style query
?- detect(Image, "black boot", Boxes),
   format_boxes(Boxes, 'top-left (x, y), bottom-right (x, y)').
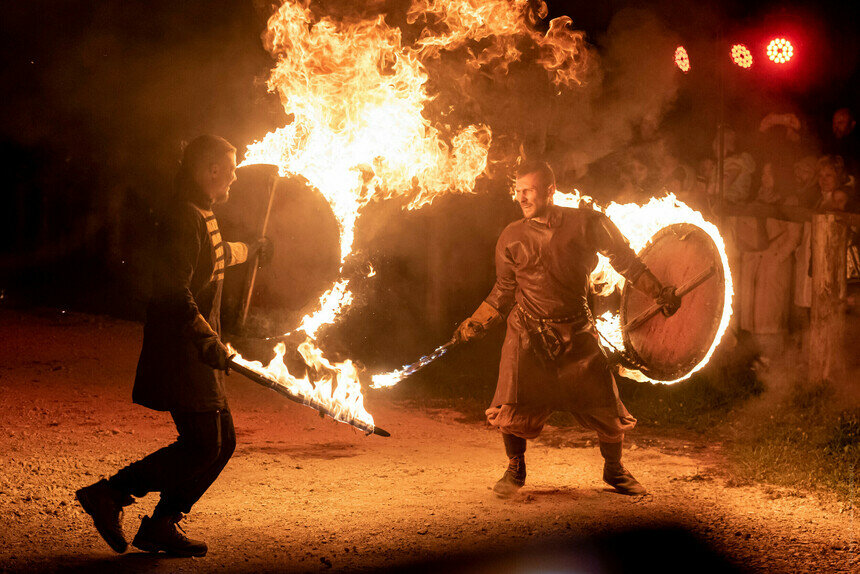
top-left (493, 434), bottom-right (527, 498)
top-left (599, 441), bottom-right (647, 495)
top-left (132, 512), bottom-right (208, 557)
top-left (75, 479), bottom-right (134, 553)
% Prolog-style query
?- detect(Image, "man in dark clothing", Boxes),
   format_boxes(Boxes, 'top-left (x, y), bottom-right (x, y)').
top-left (825, 108), bottom-right (859, 184)
top-left (454, 160), bottom-right (679, 498)
top-left (76, 135), bottom-right (269, 556)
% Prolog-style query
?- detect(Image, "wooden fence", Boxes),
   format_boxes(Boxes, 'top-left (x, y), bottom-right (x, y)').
top-left (719, 202), bottom-right (859, 385)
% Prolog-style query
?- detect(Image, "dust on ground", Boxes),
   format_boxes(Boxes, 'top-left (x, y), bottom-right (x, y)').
top-left (0, 309), bottom-right (856, 573)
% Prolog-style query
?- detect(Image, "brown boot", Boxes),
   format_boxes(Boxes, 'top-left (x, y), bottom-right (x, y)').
top-left (599, 441), bottom-right (647, 495)
top-left (75, 479), bottom-right (134, 553)
top-left (493, 455), bottom-right (526, 498)
top-left (132, 513), bottom-right (208, 557)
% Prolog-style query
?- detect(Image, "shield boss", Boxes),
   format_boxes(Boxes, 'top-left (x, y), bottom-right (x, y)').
top-left (620, 223), bottom-right (726, 381)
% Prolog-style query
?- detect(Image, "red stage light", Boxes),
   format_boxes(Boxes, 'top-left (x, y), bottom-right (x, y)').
top-left (674, 46), bottom-right (690, 73)
top-left (731, 44), bottom-right (753, 68)
top-left (767, 38), bottom-right (794, 64)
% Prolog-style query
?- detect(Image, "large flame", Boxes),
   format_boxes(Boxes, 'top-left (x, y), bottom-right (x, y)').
top-left (555, 191), bottom-right (734, 384)
top-left (408, 0), bottom-right (587, 86)
top-left (234, 1), bottom-right (592, 426)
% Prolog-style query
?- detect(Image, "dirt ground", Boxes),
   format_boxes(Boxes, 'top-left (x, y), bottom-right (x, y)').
top-left (0, 309), bottom-right (856, 573)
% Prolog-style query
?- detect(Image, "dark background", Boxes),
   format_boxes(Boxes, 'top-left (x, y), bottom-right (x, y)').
top-left (1, 0), bottom-right (857, 379)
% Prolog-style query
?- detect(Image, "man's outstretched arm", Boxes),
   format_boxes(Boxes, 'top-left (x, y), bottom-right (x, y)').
top-left (589, 212), bottom-right (681, 316)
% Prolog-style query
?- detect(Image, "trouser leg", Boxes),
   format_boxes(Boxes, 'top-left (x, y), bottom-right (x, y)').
top-left (502, 433), bottom-right (526, 457)
top-left (156, 410), bottom-right (236, 515)
top-left (109, 409), bottom-right (235, 514)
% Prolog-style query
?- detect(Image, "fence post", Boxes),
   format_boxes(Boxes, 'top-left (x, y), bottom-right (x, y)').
top-left (808, 213), bottom-right (848, 385)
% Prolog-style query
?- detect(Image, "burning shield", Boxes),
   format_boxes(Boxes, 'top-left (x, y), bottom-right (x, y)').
top-left (620, 223), bottom-right (726, 382)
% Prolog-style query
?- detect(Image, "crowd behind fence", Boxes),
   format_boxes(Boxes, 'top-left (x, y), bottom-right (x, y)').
top-left (559, 107), bottom-right (859, 380)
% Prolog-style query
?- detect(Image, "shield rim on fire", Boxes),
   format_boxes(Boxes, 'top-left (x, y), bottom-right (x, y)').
top-left (620, 222), bottom-right (726, 382)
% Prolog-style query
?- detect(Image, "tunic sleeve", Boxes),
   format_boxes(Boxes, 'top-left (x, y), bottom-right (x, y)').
top-left (224, 241), bottom-right (249, 266)
top-left (484, 231), bottom-right (518, 316)
top-left (151, 208), bottom-right (219, 349)
top-left (588, 212), bottom-right (647, 283)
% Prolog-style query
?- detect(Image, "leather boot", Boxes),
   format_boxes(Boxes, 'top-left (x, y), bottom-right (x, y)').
top-left (493, 455), bottom-right (526, 498)
top-left (599, 441), bottom-right (647, 495)
top-left (132, 513), bottom-right (208, 557)
top-left (493, 433), bottom-right (527, 498)
top-left (75, 479), bottom-right (134, 553)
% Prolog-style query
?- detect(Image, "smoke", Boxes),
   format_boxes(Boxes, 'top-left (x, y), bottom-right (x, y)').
top-left (397, 4), bottom-right (684, 186)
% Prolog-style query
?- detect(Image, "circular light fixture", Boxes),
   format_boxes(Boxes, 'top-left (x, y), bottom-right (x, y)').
top-left (731, 44), bottom-right (753, 68)
top-left (767, 38), bottom-right (794, 64)
top-left (674, 46), bottom-right (690, 73)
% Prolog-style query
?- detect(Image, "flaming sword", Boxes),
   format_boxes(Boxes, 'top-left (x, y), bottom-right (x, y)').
top-left (228, 356), bottom-right (391, 437)
top-left (371, 338), bottom-right (459, 388)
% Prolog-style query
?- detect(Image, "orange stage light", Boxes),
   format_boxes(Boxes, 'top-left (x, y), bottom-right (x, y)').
top-left (674, 46), bottom-right (690, 73)
top-left (731, 44), bottom-right (753, 68)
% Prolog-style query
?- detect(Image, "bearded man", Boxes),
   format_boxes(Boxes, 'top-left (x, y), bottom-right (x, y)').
top-left (455, 160), bottom-right (679, 498)
top-left (76, 135), bottom-right (271, 556)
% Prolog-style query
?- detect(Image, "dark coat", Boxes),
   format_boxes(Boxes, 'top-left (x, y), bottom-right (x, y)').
top-left (484, 205), bottom-right (647, 417)
top-left (132, 201), bottom-right (248, 412)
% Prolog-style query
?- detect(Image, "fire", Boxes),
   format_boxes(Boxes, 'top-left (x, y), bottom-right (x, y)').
top-left (554, 191), bottom-right (734, 384)
top-left (408, 0), bottom-right (588, 86)
top-left (227, 342), bottom-right (374, 429)
top-left (235, 0), bottom-right (593, 427)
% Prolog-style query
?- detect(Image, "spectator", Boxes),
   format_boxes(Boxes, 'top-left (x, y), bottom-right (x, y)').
top-left (654, 137), bottom-right (696, 198)
top-left (705, 126), bottom-right (756, 202)
top-left (816, 155), bottom-right (850, 211)
top-left (756, 112), bottom-right (806, 200)
top-left (824, 108), bottom-right (858, 184)
top-left (791, 155), bottom-right (820, 208)
top-left (794, 155), bottom-right (851, 328)
top-left (616, 149), bottom-right (658, 204)
top-left (737, 163), bottom-right (802, 359)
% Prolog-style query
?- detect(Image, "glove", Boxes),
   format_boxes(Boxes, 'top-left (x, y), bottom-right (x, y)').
top-left (454, 318), bottom-right (486, 344)
top-left (199, 338), bottom-right (233, 372)
top-left (656, 286), bottom-right (682, 317)
top-left (251, 236), bottom-right (274, 267)
top-left (453, 301), bottom-right (502, 344)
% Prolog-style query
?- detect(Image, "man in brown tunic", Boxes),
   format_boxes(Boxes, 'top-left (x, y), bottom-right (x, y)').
top-left (76, 135), bottom-right (270, 556)
top-left (455, 160), bottom-right (679, 498)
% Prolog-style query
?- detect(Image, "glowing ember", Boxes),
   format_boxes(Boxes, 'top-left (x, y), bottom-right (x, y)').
top-left (674, 46), bottom-right (690, 73)
top-left (767, 38), bottom-right (794, 64)
top-left (731, 44), bottom-right (753, 69)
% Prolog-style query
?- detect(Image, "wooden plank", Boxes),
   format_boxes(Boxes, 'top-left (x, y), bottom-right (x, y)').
top-left (717, 201), bottom-right (860, 227)
top-left (808, 214), bottom-right (848, 385)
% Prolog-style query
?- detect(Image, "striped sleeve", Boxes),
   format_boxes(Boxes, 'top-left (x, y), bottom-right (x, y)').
top-left (225, 241), bottom-right (249, 266)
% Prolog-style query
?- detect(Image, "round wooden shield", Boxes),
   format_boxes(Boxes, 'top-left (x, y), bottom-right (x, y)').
top-left (620, 223), bottom-right (726, 381)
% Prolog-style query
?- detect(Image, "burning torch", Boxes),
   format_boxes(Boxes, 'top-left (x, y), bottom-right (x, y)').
top-left (227, 353), bottom-right (391, 438)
